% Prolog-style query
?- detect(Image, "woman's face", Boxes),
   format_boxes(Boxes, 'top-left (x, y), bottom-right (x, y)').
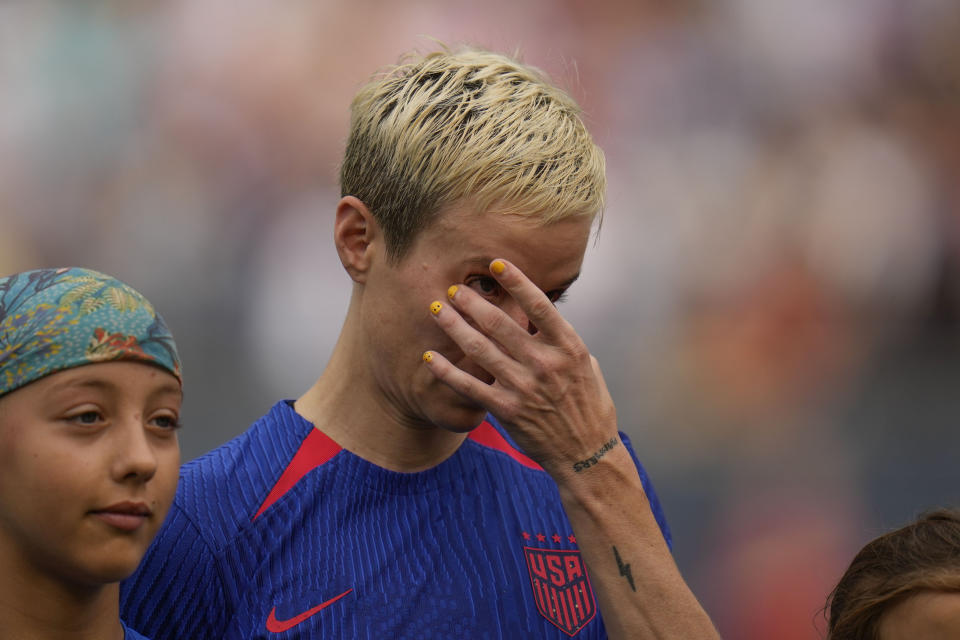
top-left (357, 202), bottom-right (592, 433)
top-left (879, 590), bottom-right (960, 640)
top-left (0, 361), bottom-right (181, 587)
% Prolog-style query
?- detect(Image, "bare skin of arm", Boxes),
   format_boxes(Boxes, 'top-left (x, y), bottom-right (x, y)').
top-left (424, 258), bottom-right (719, 640)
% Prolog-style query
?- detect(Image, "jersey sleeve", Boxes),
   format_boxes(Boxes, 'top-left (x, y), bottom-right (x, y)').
top-left (120, 502), bottom-right (230, 640)
top-left (619, 430), bottom-right (673, 550)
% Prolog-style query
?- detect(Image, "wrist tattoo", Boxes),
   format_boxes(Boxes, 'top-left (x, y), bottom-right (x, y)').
top-left (613, 546), bottom-right (637, 592)
top-left (572, 437), bottom-right (619, 473)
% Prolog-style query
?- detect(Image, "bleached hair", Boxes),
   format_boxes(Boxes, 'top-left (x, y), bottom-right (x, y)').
top-left (340, 47), bottom-right (606, 261)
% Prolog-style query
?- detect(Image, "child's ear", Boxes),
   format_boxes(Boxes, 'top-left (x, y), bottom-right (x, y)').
top-left (334, 196), bottom-right (380, 283)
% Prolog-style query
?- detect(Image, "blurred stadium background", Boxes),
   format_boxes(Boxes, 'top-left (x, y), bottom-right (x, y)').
top-left (2, 1), bottom-right (958, 637)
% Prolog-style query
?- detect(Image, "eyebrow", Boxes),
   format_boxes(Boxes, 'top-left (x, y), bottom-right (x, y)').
top-left (47, 378), bottom-right (116, 394)
top-left (47, 377), bottom-right (182, 399)
top-left (150, 383), bottom-right (184, 399)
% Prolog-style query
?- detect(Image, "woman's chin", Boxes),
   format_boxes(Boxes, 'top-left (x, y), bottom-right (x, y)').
top-left (432, 394), bottom-right (489, 433)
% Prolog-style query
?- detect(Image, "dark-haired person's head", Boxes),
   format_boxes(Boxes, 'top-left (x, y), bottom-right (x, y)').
top-left (826, 509), bottom-right (960, 640)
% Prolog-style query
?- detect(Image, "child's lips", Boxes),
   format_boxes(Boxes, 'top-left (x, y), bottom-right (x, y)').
top-left (90, 501), bottom-right (152, 531)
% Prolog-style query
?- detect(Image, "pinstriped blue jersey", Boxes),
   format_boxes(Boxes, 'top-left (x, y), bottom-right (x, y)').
top-left (120, 401), bottom-right (670, 639)
top-left (122, 620), bottom-right (150, 640)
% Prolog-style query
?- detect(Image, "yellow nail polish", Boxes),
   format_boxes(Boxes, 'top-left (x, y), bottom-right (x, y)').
top-left (491, 260), bottom-right (506, 275)
top-left (447, 285), bottom-right (458, 299)
top-left (430, 301), bottom-right (443, 315)
top-left (422, 351), bottom-right (433, 363)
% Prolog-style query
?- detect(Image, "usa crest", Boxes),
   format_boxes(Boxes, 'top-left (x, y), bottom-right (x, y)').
top-left (524, 546), bottom-right (597, 635)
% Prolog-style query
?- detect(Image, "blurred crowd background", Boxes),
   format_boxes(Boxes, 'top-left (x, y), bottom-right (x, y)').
top-left (2, 1), bottom-right (958, 637)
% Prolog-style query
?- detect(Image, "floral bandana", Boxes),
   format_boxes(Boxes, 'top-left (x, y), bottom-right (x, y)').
top-left (0, 267), bottom-right (181, 397)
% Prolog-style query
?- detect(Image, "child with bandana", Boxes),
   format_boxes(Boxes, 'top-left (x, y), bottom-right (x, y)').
top-left (0, 267), bottom-right (182, 640)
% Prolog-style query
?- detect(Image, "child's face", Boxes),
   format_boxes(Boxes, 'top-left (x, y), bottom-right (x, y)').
top-left (0, 361), bottom-right (181, 587)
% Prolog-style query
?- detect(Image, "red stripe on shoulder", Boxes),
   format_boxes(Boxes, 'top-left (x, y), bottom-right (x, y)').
top-left (253, 428), bottom-right (342, 521)
top-left (468, 421), bottom-right (543, 471)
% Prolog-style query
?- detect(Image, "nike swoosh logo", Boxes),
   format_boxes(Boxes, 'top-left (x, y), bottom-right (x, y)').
top-left (265, 588), bottom-right (354, 633)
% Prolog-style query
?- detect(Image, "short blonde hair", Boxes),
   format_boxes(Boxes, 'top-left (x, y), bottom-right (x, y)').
top-left (340, 47), bottom-right (606, 261)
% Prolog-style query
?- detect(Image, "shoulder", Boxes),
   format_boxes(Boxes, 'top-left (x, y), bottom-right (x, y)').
top-left (464, 415), bottom-right (546, 474)
top-left (472, 414), bottom-right (673, 548)
top-left (121, 401), bottom-right (338, 638)
top-left (174, 400), bottom-right (327, 541)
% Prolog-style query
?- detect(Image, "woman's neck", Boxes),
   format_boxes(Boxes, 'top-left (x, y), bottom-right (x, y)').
top-left (295, 313), bottom-right (468, 473)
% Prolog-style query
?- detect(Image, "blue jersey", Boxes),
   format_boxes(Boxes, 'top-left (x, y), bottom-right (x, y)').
top-left (122, 620), bottom-right (150, 640)
top-left (121, 401), bottom-right (670, 639)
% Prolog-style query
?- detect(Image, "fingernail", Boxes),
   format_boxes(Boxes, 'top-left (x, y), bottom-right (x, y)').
top-left (422, 351), bottom-right (434, 363)
top-left (447, 285), bottom-right (458, 299)
top-left (430, 301), bottom-right (443, 315)
top-left (491, 260), bottom-right (506, 275)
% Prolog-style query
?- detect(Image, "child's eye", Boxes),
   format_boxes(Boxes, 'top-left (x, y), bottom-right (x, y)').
top-left (466, 276), bottom-right (501, 298)
top-left (69, 411), bottom-right (104, 425)
top-left (151, 414), bottom-right (182, 430)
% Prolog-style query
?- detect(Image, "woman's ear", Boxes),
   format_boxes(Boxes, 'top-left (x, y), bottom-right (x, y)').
top-left (334, 196), bottom-right (379, 283)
